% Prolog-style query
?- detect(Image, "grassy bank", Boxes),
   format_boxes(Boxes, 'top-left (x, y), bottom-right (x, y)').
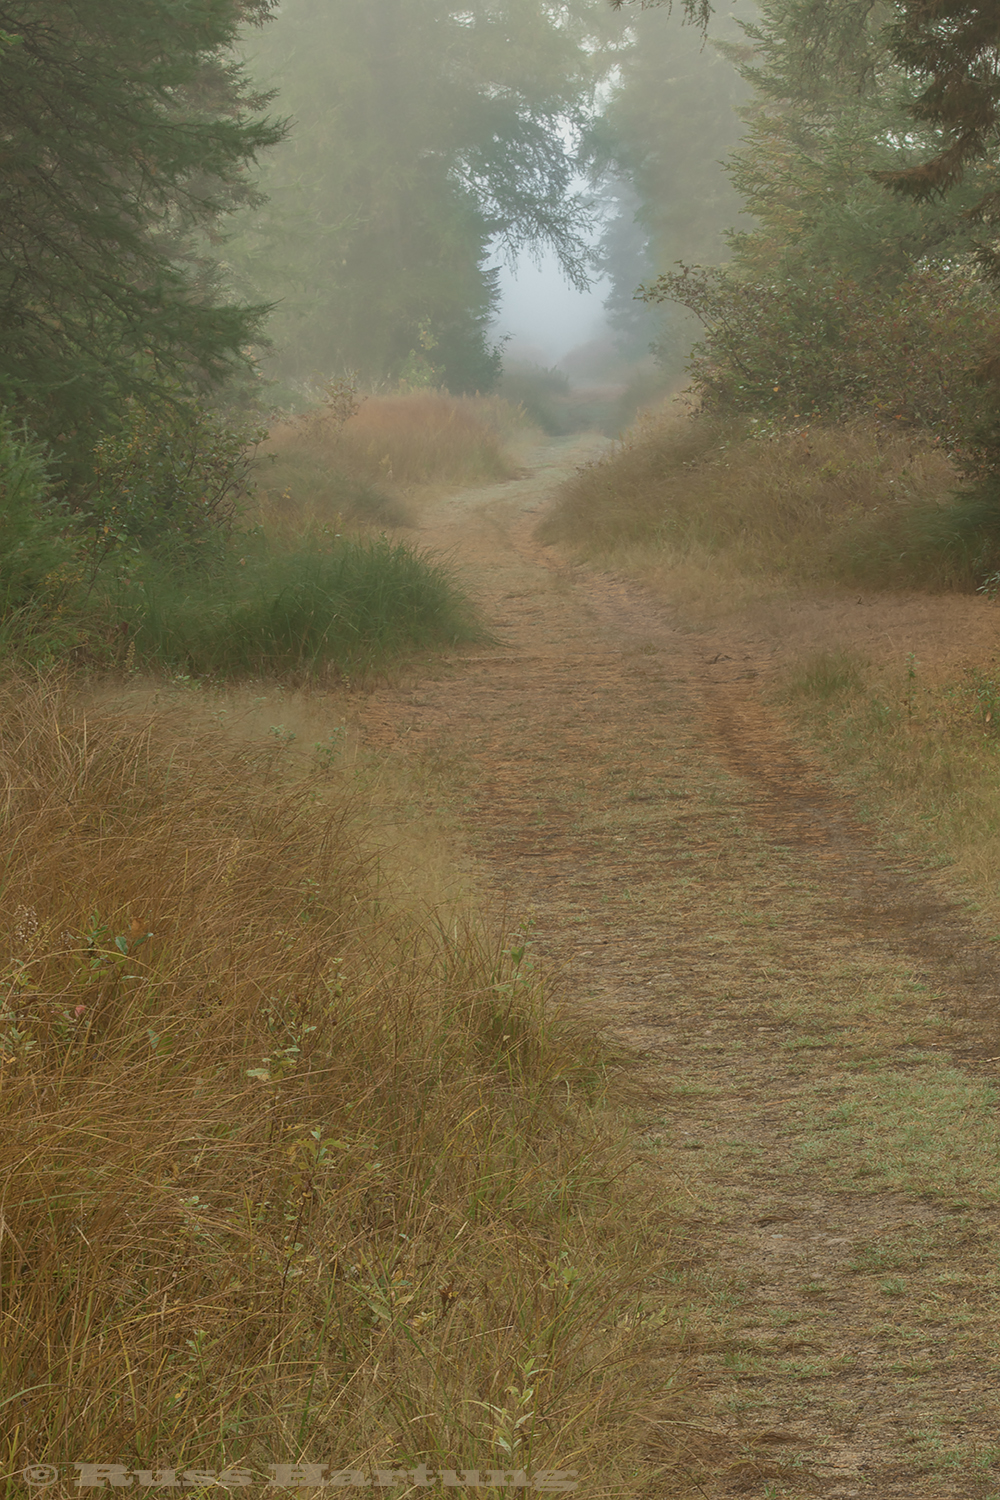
top-left (0, 674), bottom-right (681, 1494)
top-left (101, 534), bottom-right (486, 680)
top-left (2, 390), bottom-right (532, 681)
top-left (7, 533), bottom-right (486, 683)
top-left (776, 647), bottom-right (1000, 918)
top-left (538, 411), bottom-right (998, 594)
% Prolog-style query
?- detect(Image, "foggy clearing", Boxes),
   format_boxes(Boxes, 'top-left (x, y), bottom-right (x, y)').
top-left (8, 0), bottom-right (1000, 1496)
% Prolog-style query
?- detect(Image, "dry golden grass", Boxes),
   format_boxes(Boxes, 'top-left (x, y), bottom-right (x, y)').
top-left (0, 673), bottom-right (680, 1491)
top-left (336, 391), bottom-right (527, 486)
top-left (778, 647), bottom-right (1000, 921)
top-left (255, 391), bottom-right (533, 542)
top-left (538, 408), bottom-right (974, 593)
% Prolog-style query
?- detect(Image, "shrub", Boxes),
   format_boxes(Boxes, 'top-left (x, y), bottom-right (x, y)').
top-left (643, 260), bottom-right (1000, 564)
top-left (2, 389), bottom-right (508, 676)
top-left (656, 262), bottom-right (1000, 446)
top-left (78, 392), bottom-right (265, 568)
top-left (0, 412), bottom-right (75, 613)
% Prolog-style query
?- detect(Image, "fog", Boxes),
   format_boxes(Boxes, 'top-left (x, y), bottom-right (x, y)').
top-left (493, 250), bottom-right (613, 370)
top-left (225, 0), bottom-right (749, 400)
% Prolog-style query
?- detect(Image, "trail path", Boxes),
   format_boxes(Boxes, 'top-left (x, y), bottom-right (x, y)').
top-left (353, 435), bottom-right (1000, 1498)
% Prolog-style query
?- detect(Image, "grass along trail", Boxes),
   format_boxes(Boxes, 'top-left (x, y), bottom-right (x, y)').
top-left (353, 435), bottom-right (1000, 1498)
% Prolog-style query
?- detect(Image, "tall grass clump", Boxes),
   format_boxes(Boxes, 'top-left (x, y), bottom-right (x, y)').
top-left (498, 364), bottom-right (575, 436)
top-left (260, 389), bottom-right (529, 523)
top-left (0, 676), bottom-right (681, 1490)
top-left (778, 650), bottom-right (1000, 913)
top-left (537, 411), bottom-right (721, 556)
top-left (107, 535), bottom-right (487, 678)
top-left (538, 409), bottom-right (989, 591)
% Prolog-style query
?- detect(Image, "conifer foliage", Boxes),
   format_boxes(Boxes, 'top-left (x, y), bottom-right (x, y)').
top-left (880, 1), bottom-right (1000, 203)
top-left (0, 0), bottom-right (286, 452)
top-left (629, 0), bottom-right (1000, 489)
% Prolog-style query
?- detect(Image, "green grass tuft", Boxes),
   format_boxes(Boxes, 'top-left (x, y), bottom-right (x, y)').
top-left (110, 536), bottom-right (487, 679)
top-left (787, 650), bottom-right (869, 701)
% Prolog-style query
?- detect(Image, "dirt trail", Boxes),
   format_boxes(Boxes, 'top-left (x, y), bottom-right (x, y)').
top-left (353, 436), bottom-right (1000, 1498)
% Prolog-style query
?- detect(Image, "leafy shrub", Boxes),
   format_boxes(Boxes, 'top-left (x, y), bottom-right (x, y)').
top-left (646, 260), bottom-right (1000, 572)
top-left (0, 413), bottom-right (74, 612)
top-left (78, 393), bottom-right (265, 568)
top-left (656, 262), bottom-right (1000, 449)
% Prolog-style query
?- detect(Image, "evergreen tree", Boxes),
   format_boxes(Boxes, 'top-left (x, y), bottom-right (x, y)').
top-left (873, 1), bottom-right (1000, 201)
top-left (721, 0), bottom-right (987, 286)
top-left (876, 1), bottom-right (1000, 294)
top-left (0, 0), bottom-right (286, 456)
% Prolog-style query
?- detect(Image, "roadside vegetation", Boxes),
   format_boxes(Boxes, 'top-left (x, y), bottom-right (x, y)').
top-left (2, 344), bottom-right (682, 1481)
top-left (1, 8), bottom-right (681, 1464)
top-left (0, 673), bottom-right (680, 1489)
top-left (10, 0), bottom-right (1000, 1491)
top-left (537, 0), bottom-right (1000, 939)
top-left (543, 0), bottom-right (1000, 601)
top-left (538, 415), bottom-right (981, 591)
top-left (776, 647), bottom-right (1000, 922)
top-left (260, 385), bottom-right (527, 516)
top-left (0, 75), bottom-right (677, 1474)
top-left (0, 387), bottom-right (532, 681)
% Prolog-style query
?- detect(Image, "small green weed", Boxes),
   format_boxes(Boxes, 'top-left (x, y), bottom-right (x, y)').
top-left (966, 668), bottom-right (1000, 735)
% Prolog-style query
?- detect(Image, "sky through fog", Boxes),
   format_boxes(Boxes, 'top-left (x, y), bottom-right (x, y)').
top-left (492, 246), bottom-right (612, 366)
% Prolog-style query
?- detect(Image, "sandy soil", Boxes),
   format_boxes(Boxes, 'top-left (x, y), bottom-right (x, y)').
top-left (350, 435), bottom-right (1000, 1498)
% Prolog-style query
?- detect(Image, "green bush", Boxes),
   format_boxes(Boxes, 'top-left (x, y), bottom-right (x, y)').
top-left (657, 262), bottom-right (1000, 446)
top-left (78, 393), bottom-right (265, 568)
top-left (0, 413), bottom-right (75, 613)
top-left (647, 261), bottom-right (1000, 573)
top-left (1, 398), bottom-right (490, 679)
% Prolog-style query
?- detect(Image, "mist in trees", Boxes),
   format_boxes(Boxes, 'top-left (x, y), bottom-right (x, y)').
top-left (588, 4), bottom-right (749, 375)
top-left (226, 0), bottom-right (624, 393)
top-left (635, 0), bottom-right (1000, 502)
top-left (10, 0), bottom-right (1000, 463)
top-left (0, 0), bottom-right (762, 425)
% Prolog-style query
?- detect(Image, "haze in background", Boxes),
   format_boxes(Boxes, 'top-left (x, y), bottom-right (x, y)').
top-left (224, 0), bottom-right (751, 402)
top-left (493, 5), bottom-right (751, 390)
top-left (493, 247), bottom-right (611, 369)
top-left (226, 0), bottom-right (618, 396)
